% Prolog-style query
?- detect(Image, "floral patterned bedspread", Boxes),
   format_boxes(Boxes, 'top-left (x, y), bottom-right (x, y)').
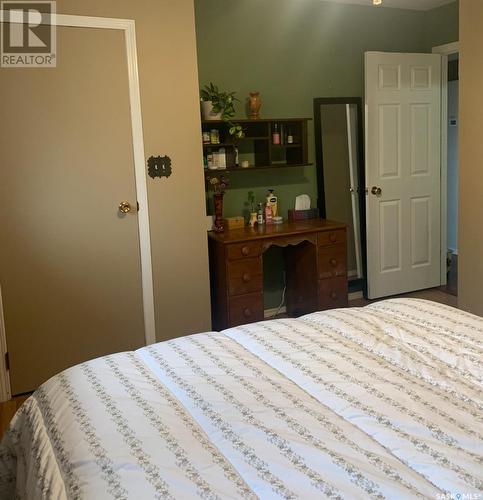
top-left (0, 298), bottom-right (481, 499)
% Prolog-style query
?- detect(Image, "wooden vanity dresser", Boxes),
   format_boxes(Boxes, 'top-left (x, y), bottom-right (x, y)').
top-left (208, 219), bottom-right (348, 330)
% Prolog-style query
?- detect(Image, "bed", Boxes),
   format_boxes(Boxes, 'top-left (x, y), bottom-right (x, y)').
top-left (0, 298), bottom-right (481, 499)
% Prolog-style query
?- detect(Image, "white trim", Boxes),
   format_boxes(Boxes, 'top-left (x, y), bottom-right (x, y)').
top-left (0, 12), bottom-right (157, 397)
top-left (0, 286), bottom-right (12, 402)
top-left (123, 20), bottom-right (156, 345)
top-left (432, 41), bottom-right (459, 56)
top-left (345, 104), bottom-right (363, 280)
top-left (433, 42), bottom-right (459, 286)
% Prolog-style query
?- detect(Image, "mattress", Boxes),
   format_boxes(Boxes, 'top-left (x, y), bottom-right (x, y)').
top-left (0, 298), bottom-right (481, 499)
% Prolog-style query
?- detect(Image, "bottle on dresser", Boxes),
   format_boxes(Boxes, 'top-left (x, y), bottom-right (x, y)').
top-left (257, 203), bottom-right (264, 225)
top-left (272, 124), bottom-right (280, 145)
top-left (266, 189), bottom-right (278, 217)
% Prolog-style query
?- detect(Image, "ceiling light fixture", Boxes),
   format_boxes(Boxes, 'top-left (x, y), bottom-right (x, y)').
top-left (373, 0), bottom-right (383, 5)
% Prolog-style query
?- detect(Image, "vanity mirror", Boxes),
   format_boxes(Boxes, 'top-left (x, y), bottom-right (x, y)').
top-left (314, 97), bottom-right (366, 294)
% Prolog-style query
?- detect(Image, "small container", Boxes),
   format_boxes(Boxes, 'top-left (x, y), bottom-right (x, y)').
top-left (287, 129), bottom-right (294, 144)
top-left (265, 204), bottom-right (273, 225)
top-left (257, 203), bottom-right (264, 225)
top-left (207, 150), bottom-right (215, 169)
top-left (217, 147), bottom-right (226, 169)
top-left (202, 131), bottom-right (211, 144)
top-left (272, 123), bottom-right (280, 145)
top-left (234, 146), bottom-right (239, 167)
top-left (210, 129), bottom-right (220, 144)
top-left (273, 216), bottom-right (283, 224)
top-left (212, 151), bottom-right (219, 168)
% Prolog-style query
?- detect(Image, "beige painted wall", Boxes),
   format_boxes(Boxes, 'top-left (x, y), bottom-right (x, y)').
top-left (458, 0), bottom-right (483, 316)
top-left (55, 0), bottom-right (211, 340)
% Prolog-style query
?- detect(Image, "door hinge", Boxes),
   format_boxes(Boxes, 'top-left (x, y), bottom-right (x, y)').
top-left (4, 352), bottom-right (9, 371)
top-left (137, 201), bottom-right (139, 212)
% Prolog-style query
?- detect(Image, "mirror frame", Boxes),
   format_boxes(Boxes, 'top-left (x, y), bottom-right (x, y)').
top-left (313, 96), bottom-right (367, 296)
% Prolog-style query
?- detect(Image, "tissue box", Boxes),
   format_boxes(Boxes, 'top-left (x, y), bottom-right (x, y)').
top-left (287, 208), bottom-right (319, 222)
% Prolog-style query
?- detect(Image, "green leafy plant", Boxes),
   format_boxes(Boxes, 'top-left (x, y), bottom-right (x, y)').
top-left (200, 82), bottom-right (245, 138)
top-left (247, 190), bottom-right (256, 213)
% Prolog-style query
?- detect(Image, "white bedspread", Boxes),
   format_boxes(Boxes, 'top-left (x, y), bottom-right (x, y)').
top-left (0, 298), bottom-right (481, 499)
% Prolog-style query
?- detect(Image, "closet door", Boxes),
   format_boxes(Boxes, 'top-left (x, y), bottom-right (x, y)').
top-left (0, 25), bottom-right (146, 394)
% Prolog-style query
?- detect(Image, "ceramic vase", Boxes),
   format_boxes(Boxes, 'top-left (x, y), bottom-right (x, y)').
top-left (201, 101), bottom-right (222, 120)
top-left (248, 212), bottom-right (257, 227)
top-left (213, 192), bottom-right (224, 232)
top-left (248, 92), bottom-right (262, 119)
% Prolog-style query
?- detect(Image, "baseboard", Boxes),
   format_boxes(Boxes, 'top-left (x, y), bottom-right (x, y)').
top-left (264, 306), bottom-right (287, 319)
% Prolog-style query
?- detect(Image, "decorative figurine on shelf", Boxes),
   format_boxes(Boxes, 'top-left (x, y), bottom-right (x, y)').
top-left (248, 91), bottom-right (262, 119)
top-left (206, 174), bottom-right (230, 232)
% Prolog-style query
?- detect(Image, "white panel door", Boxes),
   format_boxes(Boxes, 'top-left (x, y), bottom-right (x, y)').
top-left (365, 52), bottom-right (441, 299)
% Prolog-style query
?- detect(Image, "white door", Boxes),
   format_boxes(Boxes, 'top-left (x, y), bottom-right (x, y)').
top-left (365, 52), bottom-right (441, 299)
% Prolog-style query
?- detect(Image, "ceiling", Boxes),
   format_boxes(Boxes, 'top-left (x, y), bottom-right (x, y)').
top-left (320, 0), bottom-right (456, 11)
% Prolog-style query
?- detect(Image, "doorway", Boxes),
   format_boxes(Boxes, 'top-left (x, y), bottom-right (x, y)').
top-left (433, 42), bottom-right (460, 297)
top-left (446, 54), bottom-right (459, 296)
top-left (0, 15), bottom-right (155, 396)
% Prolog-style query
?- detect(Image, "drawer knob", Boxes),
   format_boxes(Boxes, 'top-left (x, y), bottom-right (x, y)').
top-left (243, 307), bottom-right (252, 317)
top-left (330, 291), bottom-right (338, 300)
top-left (330, 258), bottom-right (337, 267)
top-left (241, 246), bottom-right (250, 256)
top-left (242, 272), bottom-right (251, 283)
top-left (329, 233), bottom-right (337, 242)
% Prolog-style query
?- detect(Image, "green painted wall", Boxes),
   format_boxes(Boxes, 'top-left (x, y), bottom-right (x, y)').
top-left (424, 1), bottom-right (459, 50)
top-left (195, 0), bottom-right (458, 308)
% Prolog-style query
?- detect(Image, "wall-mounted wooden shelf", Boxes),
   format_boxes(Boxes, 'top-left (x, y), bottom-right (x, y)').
top-left (204, 162), bottom-right (313, 174)
top-left (201, 118), bottom-right (311, 170)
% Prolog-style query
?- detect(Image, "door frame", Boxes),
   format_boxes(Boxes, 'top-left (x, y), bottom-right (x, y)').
top-left (0, 13), bottom-right (156, 400)
top-left (432, 41), bottom-right (459, 285)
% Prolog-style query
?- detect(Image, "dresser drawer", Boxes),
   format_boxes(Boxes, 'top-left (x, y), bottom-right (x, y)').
top-left (318, 244), bottom-right (347, 279)
top-left (228, 293), bottom-right (264, 327)
top-left (318, 278), bottom-right (348, 310)
top-left (317, 229), bottom-right (346, 247)
top-left (226, 242), bottom-right (262, 261)
top-left (227, 258), bottom-right (262, 296)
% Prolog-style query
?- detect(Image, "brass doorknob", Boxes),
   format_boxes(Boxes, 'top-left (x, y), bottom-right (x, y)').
top-left (371, 186), bottom-right (382, 196)
top-left (119, 201), bottom-right (131, 214)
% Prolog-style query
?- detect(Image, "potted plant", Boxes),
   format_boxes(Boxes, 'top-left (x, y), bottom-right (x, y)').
top-left (246, 190), bottom-right (257, 227)
top-left (200, 82), bottom-right (244, 138)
